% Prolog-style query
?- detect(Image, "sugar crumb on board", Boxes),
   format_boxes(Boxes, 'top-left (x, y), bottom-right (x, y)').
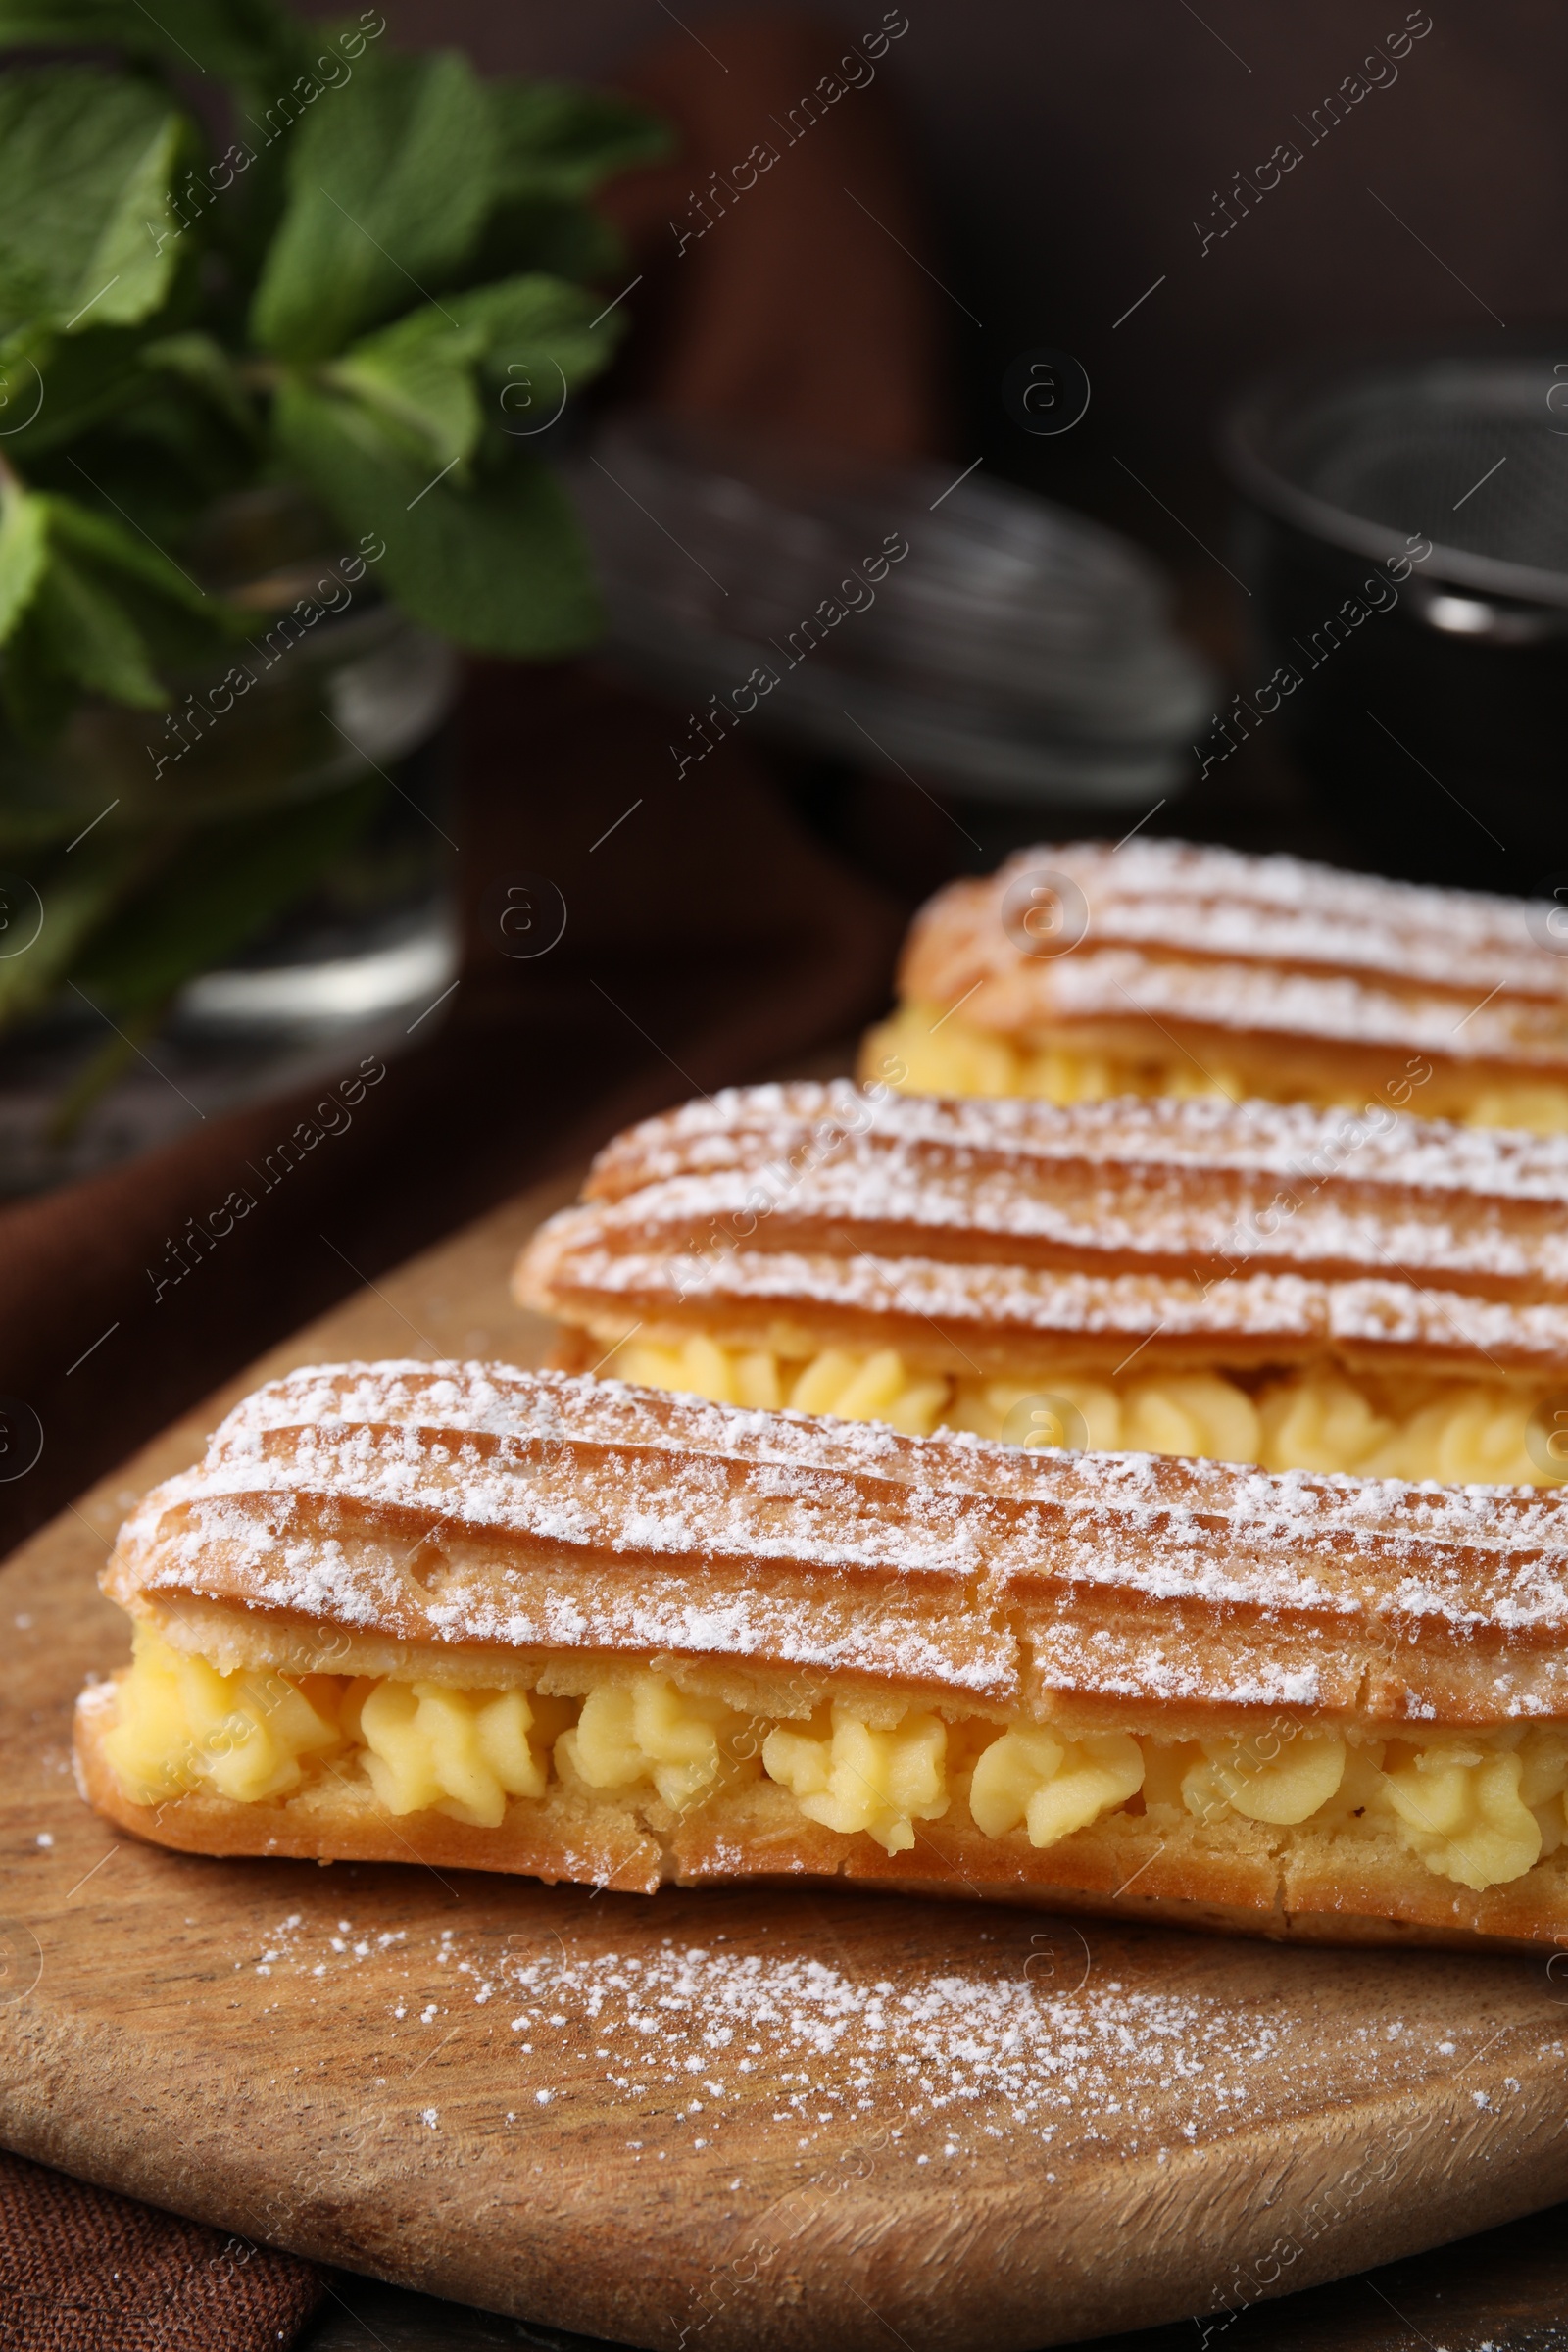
top-left (229, 1908), bottom-right (1561, 2178)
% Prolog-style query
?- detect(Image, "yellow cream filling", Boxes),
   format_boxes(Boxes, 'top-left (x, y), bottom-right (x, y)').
top-left (762, 1704), bottom-right (951, 1853)
top-left (861, 1000), bottom-right (1568, 1135)
top-left (606, 1337), bottom-right (1556, 1487)
top-left (101, 1629), bottom-right (1568, 1893)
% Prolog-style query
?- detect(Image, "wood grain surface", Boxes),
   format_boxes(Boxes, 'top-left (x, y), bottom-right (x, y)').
top-left (3, 1173), bottom-right (1568, 2352)
top-left (298, 2197), bottom-right (1568, 2352)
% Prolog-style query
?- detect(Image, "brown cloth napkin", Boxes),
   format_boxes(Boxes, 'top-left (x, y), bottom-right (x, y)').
top-left (0, 2151), bottom-right (323, 2349)
top-left (0, 12), bottom-right (945, 2345)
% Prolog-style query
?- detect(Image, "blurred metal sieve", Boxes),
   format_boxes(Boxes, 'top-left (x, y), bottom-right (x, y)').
top-left (573, 413), bottom-right (1215, 811)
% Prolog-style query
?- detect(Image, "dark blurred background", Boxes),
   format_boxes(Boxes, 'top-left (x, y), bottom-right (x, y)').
top-left (365, 0), bottom-right (1561, 456)
top-left (337, 0), bottom-right (1568, 891)
top-left (356, 12), bottom-right (1561, 514)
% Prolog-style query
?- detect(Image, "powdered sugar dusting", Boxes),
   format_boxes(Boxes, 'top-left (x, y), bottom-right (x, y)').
top-left (930, 839), bottom-right (1568, 1001)
top-left (525, 1081), bottom-right (1568, 1370)
top-left (238, 1900), bottom-right (1553, 2176)
top-left (589, 1082), bottom-right (1568, 1206)
top-left (534, 1242), bottom-right (1568, 1371)
top-left (106, 1363), bottom-right (1568, 1723)
top-left (902, 839), bottom-right (1568, 1064)
top-left (1047, 948), bottom-right (1568, 1063)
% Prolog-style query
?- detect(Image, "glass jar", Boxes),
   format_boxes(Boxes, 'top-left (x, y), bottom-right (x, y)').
top-left (0, 491), bottom-right (459, 1196)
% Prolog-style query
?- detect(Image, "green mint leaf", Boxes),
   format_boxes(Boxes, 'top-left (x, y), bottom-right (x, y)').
top-left (0, 320), bottom-right (158, 460)
top-left (324, 307), bottom-right (483, 474)
top-left (487, 81), bottom-right (672, 204)
top-left (321, 274), bottom-right (610, 474)
top-left (140, 329), bottom-right (263, 444)
top-left (0, 487), bottom-right (247, 738)
top-left (468, 84), bottom-right (668, 285)
top-left (0, 478), bottom-right (48, 643)
top-left (0, 70), bottom-right (189, 339)
top-left (40, 493), bottom-right (250, 680)
top-left (71, 773), bottom-right (380, 1013)
top-left (251, 49), bottom-right (496, 362)
top-left (127, 0), bottom-right (308, 87)
top-left (273, 372), bottom-right (602, 657)
top-left (0, 830), bottom-right (149, 1030)
top-left (370, 452), bottom-right (604, 658)
top-left (24, 544), bottom-right (165, 706)
top-left (4, 572), bottom-right (166, 740)
top-left (40, 489), bottom-right (220, 620)
top-left (443, 272), bottom-right (611, 395)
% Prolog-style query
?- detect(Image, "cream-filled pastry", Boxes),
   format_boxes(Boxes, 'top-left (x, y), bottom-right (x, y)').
top-left (860, 839), bottom-right (1568, 1133)
top-left (514, 1082), bottom-right (1568, 1486)
top-left (75, 1362), bottom-right (1568, 1946)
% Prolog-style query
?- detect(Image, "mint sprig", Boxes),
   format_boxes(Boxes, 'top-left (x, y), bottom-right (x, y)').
top-left (0, 0), bottom-right (668, 1073)
top-left (0, 24), bottom-right (665, 684)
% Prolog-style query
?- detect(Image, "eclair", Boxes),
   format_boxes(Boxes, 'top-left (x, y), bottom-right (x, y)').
top-left (860, 839), bottom-right (1568, 1134)
top-left (514, 1081), bottom-right (1568, 1487)
top-left (75, 1361), bottom-right (1568, 1948)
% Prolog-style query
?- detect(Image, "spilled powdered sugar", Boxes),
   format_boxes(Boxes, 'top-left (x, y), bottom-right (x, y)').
top-left (238, 1901), bottom-right (1560, 2179)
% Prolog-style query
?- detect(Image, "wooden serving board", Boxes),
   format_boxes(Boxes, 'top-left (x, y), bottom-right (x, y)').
top-left (3, 1173), bottom-right (1568, 2352)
